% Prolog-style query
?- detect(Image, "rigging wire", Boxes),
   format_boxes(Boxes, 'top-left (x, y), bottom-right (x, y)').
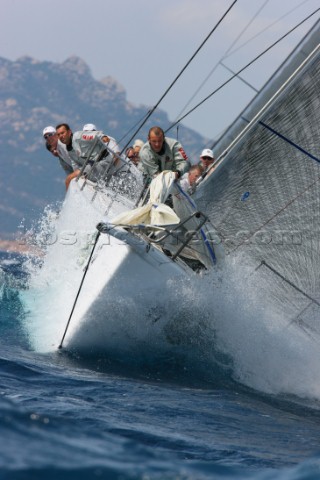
top-left (173, 0), bottom-right (308, 160)
top-left (117, 110), bottom-right (152, 145)
top-left (204, 1), bottom-right (311, 148)
top-left (172, 0), bottom-right (270, 126)
top-left (219, 61), bottom-right (259, 92)
top-left (209, 16), bottom-right (320, 151)
top-left (225, 0), bottom-right (316, 59)
top-left (165, 7), bottom-right (320, 134)
top-left (119, 0), bottom-right (239, 155)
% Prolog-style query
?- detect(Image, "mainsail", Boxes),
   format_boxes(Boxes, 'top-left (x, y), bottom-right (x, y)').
top-left (194, 21), bottom-right (320, 336)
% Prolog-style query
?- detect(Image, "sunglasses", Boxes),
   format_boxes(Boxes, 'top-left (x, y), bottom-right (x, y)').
top-left (202, 156), bottom-right (213, 160)
top-left (44, 133), bottom-right (54, 139)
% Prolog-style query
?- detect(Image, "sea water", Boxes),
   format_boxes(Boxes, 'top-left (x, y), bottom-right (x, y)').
top-left (1, 248), bottom-right (320, 480)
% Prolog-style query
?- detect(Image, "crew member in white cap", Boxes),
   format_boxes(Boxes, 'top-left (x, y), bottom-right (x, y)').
top-left (83, 123), bottom-right (97, 131)
top-left (42, 125), bottom-right (76, 189)
top-left (199, 148), bottom-right (215, 171)
top-left (43, 126), bottom-right (59, 157)
top-left (43, 126), bottom-right (56, 138)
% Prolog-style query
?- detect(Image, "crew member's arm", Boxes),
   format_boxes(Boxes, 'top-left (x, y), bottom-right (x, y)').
top-left (172, 140), bottom-right (190, 178)
top-left (65, 169), bottom-right (81, 190)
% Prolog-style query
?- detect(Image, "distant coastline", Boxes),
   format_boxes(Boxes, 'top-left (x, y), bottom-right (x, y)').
top-left (0, 239), bottom-right (42, 256)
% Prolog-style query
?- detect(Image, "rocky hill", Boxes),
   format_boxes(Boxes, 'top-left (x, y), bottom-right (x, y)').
top-left (0, 55), bottom-right (207, 239)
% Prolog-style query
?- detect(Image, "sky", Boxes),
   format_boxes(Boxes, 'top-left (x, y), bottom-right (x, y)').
top-left (0, 0), bottom-right (319, 142)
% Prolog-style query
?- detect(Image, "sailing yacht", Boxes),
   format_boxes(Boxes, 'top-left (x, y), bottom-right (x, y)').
top-left (24, 16), bottom-right (319, 358)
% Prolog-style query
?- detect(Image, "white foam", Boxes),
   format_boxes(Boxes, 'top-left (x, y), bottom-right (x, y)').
top-left (22, 183), bottom-right (320, 401)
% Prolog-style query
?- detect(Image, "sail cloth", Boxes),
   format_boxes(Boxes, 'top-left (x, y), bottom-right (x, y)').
top-left (194, 29), bottom-right (320, 330)
top-left (111, 171), bottom-right (180, 226)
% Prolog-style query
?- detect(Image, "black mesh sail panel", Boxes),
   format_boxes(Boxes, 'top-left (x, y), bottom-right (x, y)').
top-left (194, 32), bottom-right (320, 335)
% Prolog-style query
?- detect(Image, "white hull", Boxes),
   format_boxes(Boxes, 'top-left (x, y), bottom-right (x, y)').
top-left (62, 227), bottom-right (191, 355)
top-left (24, 178), bottom-right (216, 356)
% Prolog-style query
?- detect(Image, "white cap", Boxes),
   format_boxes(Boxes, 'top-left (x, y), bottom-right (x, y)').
top-left (200, 148), bottom-right (214, 159)
top-left (43, 126), bottom-right (56, 137)
top-left (83, 123), bottom-right (97, 131)
top-left (133, 139), bottom-right (144, 149)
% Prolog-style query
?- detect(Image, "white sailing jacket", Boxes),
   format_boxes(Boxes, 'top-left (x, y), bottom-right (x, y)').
top-left (72, 130), bottom-right (119, 181)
